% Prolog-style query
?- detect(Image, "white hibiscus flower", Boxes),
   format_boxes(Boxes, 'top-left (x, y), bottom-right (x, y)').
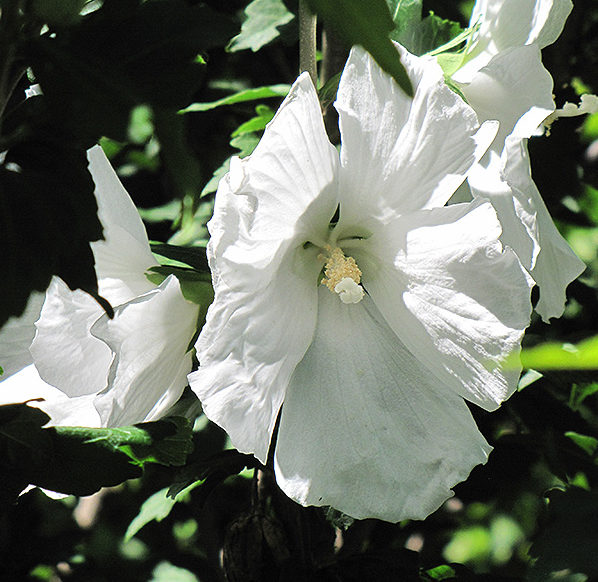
top-left (188, 45), bottom-right (534, 522)
top-left (446, 0), bottom-right (586, 321)
top-left (0, 146), bottom-right (199, 427)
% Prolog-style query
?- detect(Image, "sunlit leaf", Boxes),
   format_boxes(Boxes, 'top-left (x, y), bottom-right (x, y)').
top-left (228, 0), bottom-right (295, 53)
top-left (180, 84), bottom-right (290, 113)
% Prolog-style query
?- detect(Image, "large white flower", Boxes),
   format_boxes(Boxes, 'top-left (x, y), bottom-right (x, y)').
top-left (0, 146), bottom-right (199, 427)
top-left (188, 45), bottom-right (533, 522)
top-left (446, 0), bottom-right (585, 321)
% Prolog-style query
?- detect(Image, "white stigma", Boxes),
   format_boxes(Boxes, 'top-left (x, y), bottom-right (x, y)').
top-left (334, 277), bottom-right (365, 304)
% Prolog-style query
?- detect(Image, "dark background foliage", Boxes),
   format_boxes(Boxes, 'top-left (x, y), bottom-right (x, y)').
top-left (1, 0), bottom-right (598, 580)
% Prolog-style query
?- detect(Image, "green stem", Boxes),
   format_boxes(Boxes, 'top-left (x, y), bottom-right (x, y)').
top-left (299, 0), bottom-right (317, 87)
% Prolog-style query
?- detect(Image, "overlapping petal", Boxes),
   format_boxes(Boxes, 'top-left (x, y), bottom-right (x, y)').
top-left (335, 46), bottom-right (496, 230)
top-left (275, 290), bottom-right (491, 522)
top-left (0, 365), bottom-right (101, 427)
top-left (30, 277), bottom-right (113, 396)
top-left (87, 145), bottom-right (158, 305)
top-left (459, 44), bottom-right (554, 153)
top-left (92, 275), bottom-right (198, 426)
top-left (455, 0), bottom-right (573, 82)
top-left (0, 291), bottom-right (44, 379)
top-left (359, 200), bottom-right (532, 410)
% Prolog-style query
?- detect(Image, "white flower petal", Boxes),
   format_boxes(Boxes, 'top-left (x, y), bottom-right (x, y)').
top-left (91, 275), bottom-right (198, 427)
top-left (0, 291), bottom-right (44, 379)
top-left (335, 45), bottom-right (495, 229)
top-left (210, 72), bottom-right (339, 276)
top-left (502, 137), bottom-right (586, 320)
top-left (360, 201), bottom-right (532, 410)
top-left (275, 289), bottom-right (491, 522)
top-left (190, 244), bottom-right (320, 463)
top-left (456, 0), bottom-right (573, 81)
top-left (0, 365), bottom-right (101, 427)
top-left (30, 277), bottom-right (112, 397)
top-left (190, 73), bottom-right (341, 462)
top-left (87, 146), bottom-right (158, 305)
top-left (459, 45), bottom-right (554, 153)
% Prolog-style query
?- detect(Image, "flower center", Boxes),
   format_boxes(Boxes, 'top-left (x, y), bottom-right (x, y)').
top-left (319, 245), bottom-right (365, 304)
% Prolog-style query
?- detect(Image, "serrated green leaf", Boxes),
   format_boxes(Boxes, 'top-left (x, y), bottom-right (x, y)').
top-left (306, 0), bottom-right (413, 96)
top-left (125, 480), bottom-right (203, 542)
top-left (180, 84), bottom-right (290, 113)
top-left (228, 0), bottom-right (295, 53)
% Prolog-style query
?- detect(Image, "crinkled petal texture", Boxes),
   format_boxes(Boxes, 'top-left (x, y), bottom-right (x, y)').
top-left (0, 291), bottom-right (44, 379)
top-left (275, 289), bottom-right (492, 521)
top-left (334, 45), bottom-right (497, 232)
top-left (455, 0), bottom-right (573, 82)
top-left (0, 365), bottom-right (101, 427)
top-left (91, 275), bottom-right (198, 427)
top-left (356, 201), bottom-right (532, 411)
top-left (189, 73), bottom-right (340, 462)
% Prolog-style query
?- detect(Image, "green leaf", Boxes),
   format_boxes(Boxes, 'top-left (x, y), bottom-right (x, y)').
top-left (180, 84), bottom-right (290, 113)
top-left (306, 0), bottom-right (413, 96)
top-left (516, 336), bottom-right (598, 370)
top-left (125, 481), bottom-right (203, 542)
top-left (0, 407), bottom-right (194, 501)
top-left (386, 0), bottom-right (463, 56)
top-left (146, 266), bottom-right (213, 307)
top-left (231, 105), bottom-right (275, 137)
top-left (150, 562), bottom-right (200, 582)
top-left (228, 0), bottom-right (295, 53)
top-left (150, 243), bottom-right (210, 272)
top-left (569, 382), bottom-right (598, 410)
top-left (420, 565), bottom-right (457, 581)
top-left (565, 431), bottom-right (598, 457)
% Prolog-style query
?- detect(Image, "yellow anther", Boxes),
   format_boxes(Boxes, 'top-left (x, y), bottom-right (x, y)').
top-left (320, 245), bottom-right (362, 292)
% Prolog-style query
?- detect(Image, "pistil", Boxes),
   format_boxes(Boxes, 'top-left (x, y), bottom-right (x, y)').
top-left (319, 245), bottom-right (365, 304)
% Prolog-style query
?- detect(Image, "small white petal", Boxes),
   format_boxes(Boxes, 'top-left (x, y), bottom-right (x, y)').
top-left (0, 365), bottom-right (101, 427)
top-left (0, 291), bottom-right (44, 379)
top-left (502, 137), bottom-right (586, 320)
top-left (91, 275), bottom-right (198, 427)
top-left (30, 277), bottom-right (113, 397)
top-left (275, 290), bottom-right (491, 522)
top-left (87, 146), bottom-right (158, 305)
top-left (456, 0), bottom-right (573, 82)
top-left (459, 45), bottom-right (554, 154)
